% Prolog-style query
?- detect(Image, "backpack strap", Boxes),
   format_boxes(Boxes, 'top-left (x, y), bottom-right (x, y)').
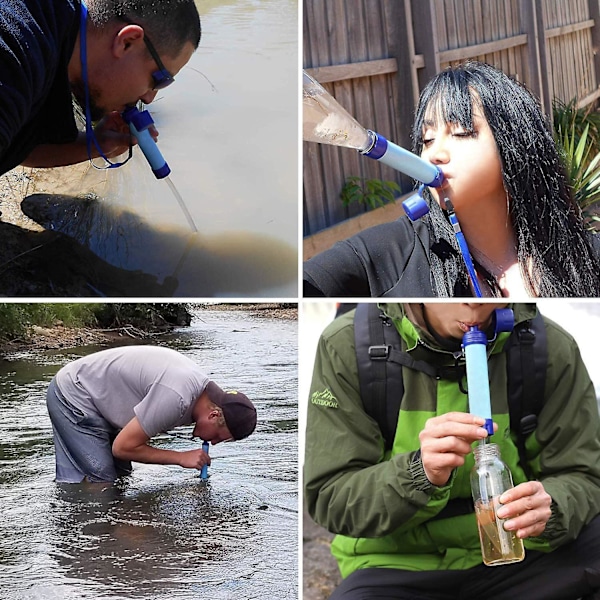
top-left (505, 310), bottom-right (547, 479)
top-left (354, 303), bottom-right (404, 452)
top-left (354, 304), bottom-right (464, 451)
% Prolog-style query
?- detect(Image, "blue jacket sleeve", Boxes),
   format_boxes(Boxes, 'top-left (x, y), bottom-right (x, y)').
top-left (0, 1), bottom-right (79, 167)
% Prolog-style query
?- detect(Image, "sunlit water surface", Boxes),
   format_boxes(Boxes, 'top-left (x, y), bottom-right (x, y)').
top-left (0, 309), bottom-right (298, 598)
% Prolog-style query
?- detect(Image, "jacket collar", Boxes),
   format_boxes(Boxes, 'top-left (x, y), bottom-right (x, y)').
top-left (379, 303), bottom-right (539, 365)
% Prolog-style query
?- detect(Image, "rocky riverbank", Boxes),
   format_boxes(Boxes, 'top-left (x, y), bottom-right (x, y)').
top-left (199, 303), bottom-right (297, 320)
top-left (0, 324), bottom-right (166, 354)
top-left (0, 304), bottom-right (297, 354)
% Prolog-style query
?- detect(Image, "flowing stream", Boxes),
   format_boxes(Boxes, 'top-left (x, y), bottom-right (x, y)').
top-left (0, 308), bottom-right (298, 598)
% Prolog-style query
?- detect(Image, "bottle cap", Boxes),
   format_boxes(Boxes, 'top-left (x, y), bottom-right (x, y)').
top-left (462, 326), bottom-right (487, 346)
top-left (362, 131), bottom-right (388, 159)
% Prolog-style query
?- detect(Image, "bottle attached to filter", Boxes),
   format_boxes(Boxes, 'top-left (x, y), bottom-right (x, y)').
top-left (471, 443), bottom-right (525, 566)
top-left (463, 308), bottom-right (525, 566)
top-left (302, 71), bottom-right (444, 214)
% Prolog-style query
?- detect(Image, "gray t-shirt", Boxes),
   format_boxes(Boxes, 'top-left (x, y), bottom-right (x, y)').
top-left (55, 345), bottom-right (209, 437)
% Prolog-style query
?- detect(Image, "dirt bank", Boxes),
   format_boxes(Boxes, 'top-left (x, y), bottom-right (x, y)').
top-left (0, 325), bottom-right (168, 355)
top-left (0, 221), bottom-right (181, 297)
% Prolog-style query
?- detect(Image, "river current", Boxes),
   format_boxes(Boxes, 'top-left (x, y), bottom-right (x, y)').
top-left (0, 308), bottom-right (298, 599)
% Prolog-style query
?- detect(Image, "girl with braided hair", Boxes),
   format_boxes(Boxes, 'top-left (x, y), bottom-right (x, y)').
top-left (303, 61), bottom-right (600, 297)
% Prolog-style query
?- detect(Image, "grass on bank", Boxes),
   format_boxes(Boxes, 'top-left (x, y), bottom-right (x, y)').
top-left (0, 303), bottom-right (192, 343)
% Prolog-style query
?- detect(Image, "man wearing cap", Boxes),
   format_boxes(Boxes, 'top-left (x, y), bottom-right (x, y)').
top-left (46, 345), bottom-right (257, 483)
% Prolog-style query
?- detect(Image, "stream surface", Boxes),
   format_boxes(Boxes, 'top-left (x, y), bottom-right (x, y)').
top-left (0, 309), bottom-right (298, 598)
top-left (12, 0), bottom-right (299, 298)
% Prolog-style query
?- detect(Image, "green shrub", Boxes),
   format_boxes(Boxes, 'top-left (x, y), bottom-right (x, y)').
top-left (0, 303), bottom-right (190, 344)
top-left (553, 99), bottom-right (600, 227)
top-left (0, 305), bottom-right (29, 340)
top-left (340, 176), bottom-right (402, 209)
top-left (0, 304), bottom-right (98, 341)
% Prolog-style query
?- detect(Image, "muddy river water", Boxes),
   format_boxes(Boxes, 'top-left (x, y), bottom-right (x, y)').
top-left (12, 0), bottom-right (299, 298)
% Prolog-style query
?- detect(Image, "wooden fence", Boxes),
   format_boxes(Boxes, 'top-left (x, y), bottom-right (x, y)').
top-left (303, 0), bottom-right (600, 237)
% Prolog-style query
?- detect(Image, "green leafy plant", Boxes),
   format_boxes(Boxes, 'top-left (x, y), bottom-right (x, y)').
top-left (555, 120), bottom-right (600, 227)
top-left (340, 176), bottom-right (402, 209)
top-left (553, 98), bottom-right (600, 157)
top-left (0, 303), bottom-right (99, 341)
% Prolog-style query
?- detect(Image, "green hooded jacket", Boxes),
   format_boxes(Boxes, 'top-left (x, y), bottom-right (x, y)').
top-left (304, 303), bottom-right (600, 577)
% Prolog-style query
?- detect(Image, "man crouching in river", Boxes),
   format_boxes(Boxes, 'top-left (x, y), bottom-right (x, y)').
top-left (46, 345), bottom-right (257, 483)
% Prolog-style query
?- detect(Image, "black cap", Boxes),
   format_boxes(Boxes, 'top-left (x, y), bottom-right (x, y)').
top-left (205, 381), bottom-right (257, 440)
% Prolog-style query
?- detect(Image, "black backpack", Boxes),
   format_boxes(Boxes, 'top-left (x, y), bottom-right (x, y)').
top-left (353, 304), bottom-right (547, 482)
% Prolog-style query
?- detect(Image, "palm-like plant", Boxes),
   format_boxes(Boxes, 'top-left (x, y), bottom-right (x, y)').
top-left (554, 101), bottom-right (600, 229)
top-left (553, 98), bottom-right (600, 155)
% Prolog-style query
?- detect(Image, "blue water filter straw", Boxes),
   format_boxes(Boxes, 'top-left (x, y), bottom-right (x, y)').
top-left (122, 106), bottom-right (171, 179)
top-left (361, 133), bottom-right (444, 220)
top-left (462, 309), bottom-right (515, 436)
top-left (200, 441), bottom-right (209, 480)
top-left (463, 327), bottom-right (495, 437)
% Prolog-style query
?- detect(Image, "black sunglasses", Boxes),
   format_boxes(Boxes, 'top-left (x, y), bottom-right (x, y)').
top-left (142, 32), bottom-right (175, 90)
top-left (117, 16), bottom-right (175, 90)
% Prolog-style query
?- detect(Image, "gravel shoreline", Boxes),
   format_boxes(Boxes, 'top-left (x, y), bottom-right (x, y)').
top-left (197, 303), bottom-right (298, 320)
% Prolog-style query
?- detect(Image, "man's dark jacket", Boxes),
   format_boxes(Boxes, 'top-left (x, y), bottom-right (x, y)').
top-left (0, 0), bottom-right (79, 174)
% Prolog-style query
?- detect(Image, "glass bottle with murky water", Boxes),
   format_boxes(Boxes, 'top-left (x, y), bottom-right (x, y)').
top-left (470, 443), bottom-right (525, 566)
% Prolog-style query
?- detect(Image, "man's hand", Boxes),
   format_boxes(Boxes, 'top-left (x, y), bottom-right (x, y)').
top-left (113, 417), bottom-right (208, 472)
top-left (176, 448), bottom-right (211, 470)
top-left (496, 481), bottom-right (552, 538)
top-left (21, 110), bottom-right (160, 168)
top-left (419, 412), bottom-right (492, 486)
top-left (95, 110), bottom-right (160, 157)
top-left (93, 111), bottom-right (133, 159)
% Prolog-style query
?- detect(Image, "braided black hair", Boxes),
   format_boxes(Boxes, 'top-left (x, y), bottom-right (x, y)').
top-left (412, 61), bottom-right (600, 297)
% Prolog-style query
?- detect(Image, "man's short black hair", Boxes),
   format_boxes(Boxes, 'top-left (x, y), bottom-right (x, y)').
top-left (87, 0), bottom-right (201, 56)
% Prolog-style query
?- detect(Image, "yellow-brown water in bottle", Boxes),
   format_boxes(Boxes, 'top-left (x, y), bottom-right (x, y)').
top-left (474, 497), bottom-right (525, 566)
top-left (471, 443), bottom-right (525, 566)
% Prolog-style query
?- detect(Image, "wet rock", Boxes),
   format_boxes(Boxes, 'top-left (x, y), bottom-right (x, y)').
top-left (303, 505), bottom-right (341, 600)
top-left (0, 221), bottom-right (169, 297)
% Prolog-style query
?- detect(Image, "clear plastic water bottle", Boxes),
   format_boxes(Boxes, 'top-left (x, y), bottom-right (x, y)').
top-left (471, 443), bottom-right (525, 566)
